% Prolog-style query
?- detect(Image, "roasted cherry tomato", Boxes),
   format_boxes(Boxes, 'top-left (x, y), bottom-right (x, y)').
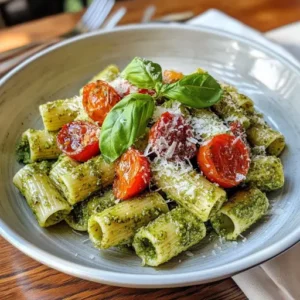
top-left (57, 121), bottom-right (100, 162)
top-left (82, 80), bottom-right (121, 126)
top-left (113, 148), bottom-right (151, 200)
top-left (163, 70), bottom-right (184, 84)
top-left (197, 134), bottom-right (250, 188)
top-left (149, 112), bottom-right (197, 161)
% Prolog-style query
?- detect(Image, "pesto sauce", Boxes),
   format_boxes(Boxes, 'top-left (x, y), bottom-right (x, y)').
top-left (16, 136), bottom-right (31, 163)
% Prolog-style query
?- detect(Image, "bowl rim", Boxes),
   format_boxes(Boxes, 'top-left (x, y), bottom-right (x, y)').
top-left (1, 23), bottom-right (300, 288)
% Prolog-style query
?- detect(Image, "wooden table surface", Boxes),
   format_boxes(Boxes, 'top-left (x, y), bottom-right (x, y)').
top-left (0, 0), bottom-right (299, 299)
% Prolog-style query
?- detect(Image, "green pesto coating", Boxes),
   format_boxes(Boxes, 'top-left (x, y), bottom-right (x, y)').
top-left (16, 136), bottom-right (31, 164)
top-left (59, 155), bottom-right (115, 204)
top-left (246, 155), bottom-right (284, 191)
top-left (39, 97), bottom-right (81, 131)
top-left (247, 111), bottom-right (285, 156)
top-left (247, 125), bottom-right (285, 156)
top-left (13, 161), bottom-right (71, 227)
top-left (133, 207), bottom-right (206, 266)
top-left (221, 84), bottom-right (254, 112)
top-left (65, 190), bottom-right (116, 231)
top-left (211, 187), bottom-right (269, 240)
top-left (88, 192), bottom-right (169, 249)
top-left (16, 129), bottom-right (61, 164)
top-left (213, 86), bottom-right (250, 128)
top-left (152, 161), bottom-right (227, 222)
top-left (49, 155), bottom-right (79, 196)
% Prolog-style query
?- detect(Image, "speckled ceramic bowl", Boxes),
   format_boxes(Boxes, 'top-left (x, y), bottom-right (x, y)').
top-left (0, 24), bottom-right (299, 288)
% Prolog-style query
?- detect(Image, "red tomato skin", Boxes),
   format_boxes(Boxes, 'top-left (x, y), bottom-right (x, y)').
top-left (82, 80), bottom-right (121, 126)
top-left (69, 142), bottom-right (99, 162)
top-left (138, 88), bottom-right (156, 96)
top-left (149, 112), bottom-right (197, 161)
top-left (197, 134), bottom-right (250, 188)
top-left (57, 121), bottom-right (100, 162)
top-left (113, 148), bottom-right (151, 200)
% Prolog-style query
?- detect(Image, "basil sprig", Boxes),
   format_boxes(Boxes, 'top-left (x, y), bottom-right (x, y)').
top-left (121, 57), bottom-right (162, 89)
top-left (101, 57), bottom-right (223, 162)
top-left (160, 73), bottom-right (223, 108)
top-left (100, 93), bottom-right (154, 162)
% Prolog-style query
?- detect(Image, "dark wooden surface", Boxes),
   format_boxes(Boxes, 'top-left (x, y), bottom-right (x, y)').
top-left (0, 236), bottom-right (245, 300)
top-left (1, 0), bottom-right (300, 299)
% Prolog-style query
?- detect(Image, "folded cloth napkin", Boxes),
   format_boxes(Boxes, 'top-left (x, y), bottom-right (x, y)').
top-left (187, 9), bottom-right (300, 300)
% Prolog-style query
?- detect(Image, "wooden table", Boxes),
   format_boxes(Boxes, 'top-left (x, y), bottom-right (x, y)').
top-left (0, 0), bottom-right (299, 299)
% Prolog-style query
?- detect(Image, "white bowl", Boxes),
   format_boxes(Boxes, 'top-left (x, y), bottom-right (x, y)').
top-left (0, 24), bottom-right (299, 288)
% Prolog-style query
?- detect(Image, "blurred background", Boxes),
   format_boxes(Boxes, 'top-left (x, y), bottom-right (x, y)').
top-left (0, 0), bottom-right (299, 76)
top-left (0, 0), bottom-right (97, 26)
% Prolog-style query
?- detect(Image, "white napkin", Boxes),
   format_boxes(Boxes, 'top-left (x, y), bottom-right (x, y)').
top-left (187, 9), bottom-right (300, 300)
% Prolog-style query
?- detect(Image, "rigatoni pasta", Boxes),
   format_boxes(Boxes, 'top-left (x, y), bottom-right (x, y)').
top-left (246, 155), bottom-right (284, 191)
top-left (133, 207), bottom-right (206, 266)
top-left (152, 161), bottom-right (227, 222)
top-left (13, 161), bottom-right (72, 227)
top-left (88, 192), bottom-right (168, 249)
top-left (39, 96), bottom-right (82, 131)
top-left (58, 155), bottom-right (115, 204)
top-left (211, 188), bottom-right (269, 240)
top-left (16, 129), bottom-right (61, 163)
top-left (213, 87), bottom-right (250, 129)
top-left (65, 190), bottom-right (116, 231)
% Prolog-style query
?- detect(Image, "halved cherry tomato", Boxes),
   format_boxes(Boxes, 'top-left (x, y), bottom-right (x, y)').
top-left (57, 121), bottom-right (100, 162)
top-left (82, 80), bottom-right (121, 126)
top-left (197, 134), bottom-right (250, 188)
top-left (163, 70), bottom-right (184, 84)
top-left (149, 112), bottom-right (197, 161)
top-left (113, 148), bottom-right (151, 200)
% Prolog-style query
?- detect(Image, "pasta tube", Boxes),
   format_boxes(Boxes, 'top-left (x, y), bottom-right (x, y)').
top-left (56, 155), bottom-right (115, 204)
top-left (16, 129), bottom-right (61, 163)
top-left (65, 190), bottom-right (116, 231)
top-left (88, 192), bottom-right (168, 249)
top-left (133, 207), bottom-right (206, 266)
top-left (247, 125), bottom-right (285, 156)
top-left (39, 96), bottom-right (81, 131)
top-left (152, 161), bottom-right (227, 222)
top-left (79, 64), bottom-right (120, 94)
top-left (221, 84), bottom-right (254, 112)
top-left (190, 108), bottom-right (229, 141)
top-left (213, 88), bottom-right (250, 128)
top-left (49, 155), bottom-right (79, 195)
top-left (246, 155), bottom-right (284, 191)
top-left (246, 112), bottom-right (285, 156)
top-left (13, 161), bottom-right (72, 227)
top-left (211, 187), bottom-right (269, 240)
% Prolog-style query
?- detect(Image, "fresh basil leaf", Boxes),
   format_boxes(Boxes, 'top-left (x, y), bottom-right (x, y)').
top-left (100, 93), bottom-right (154, 162)
top-left (121, 57), bottom-right (162, 89)
top-left (161, 73), bottom-right (223, 108)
